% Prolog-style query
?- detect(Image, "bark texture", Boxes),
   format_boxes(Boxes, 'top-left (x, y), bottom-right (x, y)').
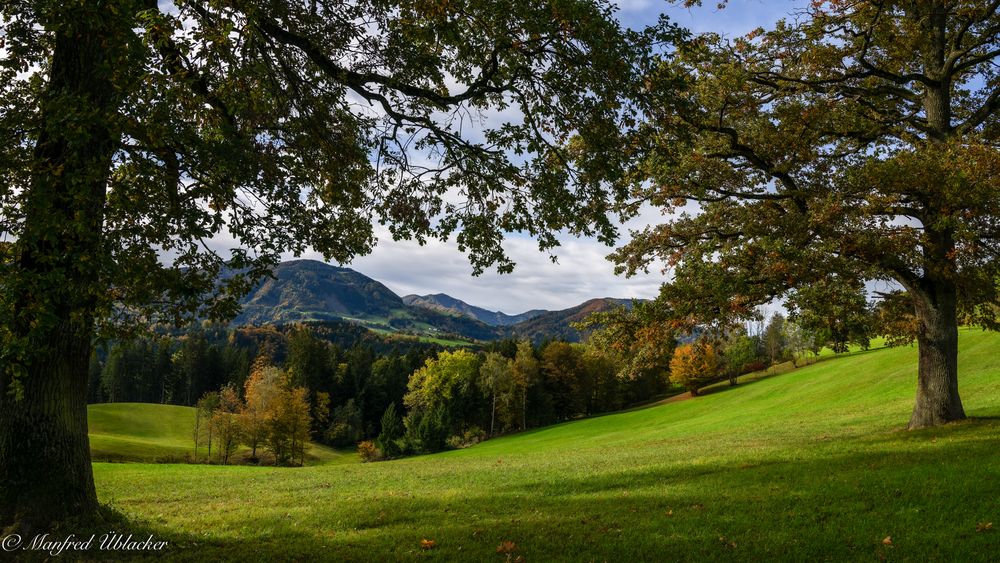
top-left (908, 282), bottom-right (965, 429)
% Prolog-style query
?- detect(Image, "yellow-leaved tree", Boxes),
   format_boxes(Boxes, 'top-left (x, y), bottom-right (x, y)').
top-left (669, 341), bottom-right (719, 396)
top-left (240, 357), bottom-right (285, 462)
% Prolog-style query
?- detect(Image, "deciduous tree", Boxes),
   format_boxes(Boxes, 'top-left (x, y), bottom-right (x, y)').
top-left (212, 384), bottom-right (243, 465)
top-left (668, 341), bottom-right (719, 396)
top-left (0, 0), bottom-right (657, 525)
top-left (194, 391), bottom-right (220, 461)
top-left (619, 0), bottom-right (1000, 429)
top-left (510, 341), bottom-right (540, 430)
top-left (403, 349), bottom-right (481, 451)
top-left (268, 385), bottom-right (312, 467)
top-left (479, 352), bottom-right (514, 436)
top-left (240, 360), bottom-right (283, 461)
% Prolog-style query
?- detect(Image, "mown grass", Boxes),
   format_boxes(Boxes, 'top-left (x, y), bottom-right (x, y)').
top-left (88, 402), bottom-right (352, 466)
top-left (89, 403), bottom-right (200, 463)
top-left (91, 330), bottom-right (1000, 561)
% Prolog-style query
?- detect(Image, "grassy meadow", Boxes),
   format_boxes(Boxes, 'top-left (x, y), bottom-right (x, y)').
top-left (91, 329), bottom-right (1000, 561)
top-left (88, 403), bottom-right (350, 466)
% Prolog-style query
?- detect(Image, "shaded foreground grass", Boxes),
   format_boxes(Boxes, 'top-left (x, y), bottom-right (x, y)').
top-left (91, 330), bottom-right (1000, 561)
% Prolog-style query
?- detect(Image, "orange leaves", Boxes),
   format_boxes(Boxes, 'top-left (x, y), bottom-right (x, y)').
top-left (496, 540), bottom-right (517, 554)
top-left (876, 535), bottom-right (894, 560)
top-left (420, 538), bottom-right (437, 550)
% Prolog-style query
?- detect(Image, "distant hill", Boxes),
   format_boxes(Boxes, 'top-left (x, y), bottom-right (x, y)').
top-left (507, 298), bottom-right (635, 343)
top-left (402, 293), bottom-right (545, 327)
top-left (229, 259), bottom-right (641, 344)
top-left (235, 259), bottom-right (404, 325)
top-left (232, 260), bottom-right (500, 341)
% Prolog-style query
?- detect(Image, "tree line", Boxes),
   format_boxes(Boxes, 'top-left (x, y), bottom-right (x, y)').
top-left (91, 322), bottom-right (672, 463)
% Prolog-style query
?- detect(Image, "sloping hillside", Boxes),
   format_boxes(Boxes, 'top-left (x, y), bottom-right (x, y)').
top-left (89, 403), bottom-right (198, 462)
top-left (235, 259), bottom-right (405, 325)
top-left (92, 330), bottom-right (1000, 560)
top-left (232, 260), bottom-right (500, 341)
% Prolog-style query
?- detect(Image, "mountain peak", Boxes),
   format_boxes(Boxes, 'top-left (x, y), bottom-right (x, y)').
top-left (235, 260), bottom-right (403, 325)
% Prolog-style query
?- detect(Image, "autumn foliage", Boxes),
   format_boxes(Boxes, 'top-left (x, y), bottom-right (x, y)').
top-left (192, 356), bottom-right (313, 466)
top-left (669, 341), bottom-right (719, 396)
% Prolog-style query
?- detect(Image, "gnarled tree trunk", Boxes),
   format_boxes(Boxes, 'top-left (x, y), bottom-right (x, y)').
top-left (908, 281), bottom-right (965, 430)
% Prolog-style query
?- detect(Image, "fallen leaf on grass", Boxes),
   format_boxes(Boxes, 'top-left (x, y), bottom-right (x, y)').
top-left (496, 540), bottom-right (518, 554)
top-left (882, 536), bottom-right (892, 546)
top-left (421, 539), bottom-right (437, 550)
top-left (976, 522), bottom-right (993, 532)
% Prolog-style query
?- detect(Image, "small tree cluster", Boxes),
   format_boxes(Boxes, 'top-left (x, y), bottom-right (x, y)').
top-left (193, 357), bottom-right (312, 466)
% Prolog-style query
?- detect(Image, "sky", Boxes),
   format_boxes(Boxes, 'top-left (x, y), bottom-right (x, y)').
top-left (291, 1), bottom-right (806, 315)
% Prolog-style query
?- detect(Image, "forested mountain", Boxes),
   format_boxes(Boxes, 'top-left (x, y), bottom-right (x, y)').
top-left (231, 260), bottom-right (496, 340)
top-left (402, 293), bottom-right (545, 326)
top-left (233, 260), bottom-right (630, 342)
top-left (235, 260), bottom-right (406, 324)
top-left (505, 298), bottom-right (637, 343)
top-left (231, 260), bottom-right (638, 343)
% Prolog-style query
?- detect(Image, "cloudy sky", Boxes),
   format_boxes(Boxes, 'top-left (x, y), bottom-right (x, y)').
top-left (293, 1), bottom-right (805, 315)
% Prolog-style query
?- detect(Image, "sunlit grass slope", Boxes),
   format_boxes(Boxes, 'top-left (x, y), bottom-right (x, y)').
top-left (94, 329), bottom-right (1000, 561)
top-left (88, 402), bottom-right (350, 466)
top-left (89, 403), bottom-right (199, 462)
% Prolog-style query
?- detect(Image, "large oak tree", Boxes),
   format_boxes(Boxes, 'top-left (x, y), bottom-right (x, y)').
top-left (616, 0), bottom-right (1000, 429)
top-left (0, 0), bottom-right (661, 528)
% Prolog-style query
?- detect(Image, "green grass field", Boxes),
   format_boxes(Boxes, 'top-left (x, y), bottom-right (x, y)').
top-left (88, 403), bottom-right (351, 466)
top-left (92, 330), bottom-right (1000, 561)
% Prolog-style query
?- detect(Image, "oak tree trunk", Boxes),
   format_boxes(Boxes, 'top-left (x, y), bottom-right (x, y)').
top-left (909, 281), bottom-right (965, 429)
top-left (0, 324), bottom-right (98, 530)
top-left (0, 8), bottom-right (123, 529)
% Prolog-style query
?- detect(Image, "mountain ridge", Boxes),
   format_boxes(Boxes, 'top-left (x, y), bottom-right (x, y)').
top-left (232, 259), bottom-right (640, 343)
top-left (401, 293), bottom-right (546, 327)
